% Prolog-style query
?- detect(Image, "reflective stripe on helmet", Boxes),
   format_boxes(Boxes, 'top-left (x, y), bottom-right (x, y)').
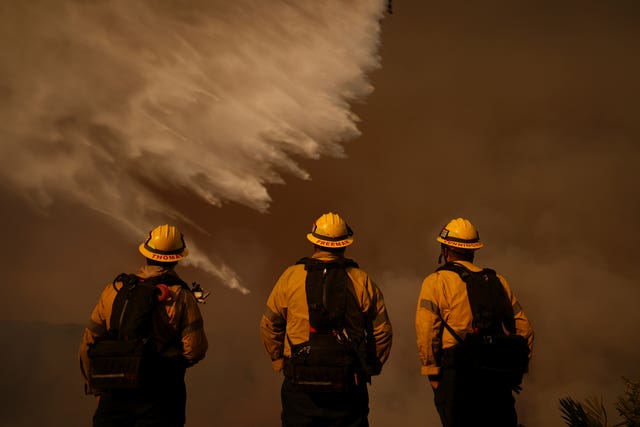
top-left (142, 241), bottom-right (186, 255)
top-left (439, 234), bottom-right (480, 244)
top-left (310, 231), bottom-right (352, 242)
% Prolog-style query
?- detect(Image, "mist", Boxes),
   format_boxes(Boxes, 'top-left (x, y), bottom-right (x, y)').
top-left (2, 1), bottom-right (640, 426)
top-left (0, 0), bottom-right (385, 293)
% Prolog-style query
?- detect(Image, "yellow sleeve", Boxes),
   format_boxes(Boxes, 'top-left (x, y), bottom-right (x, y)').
top-left (259, 269), bottom-right (291, 372)
top-left (416, 273), bottom-right (444, 377)
top-left (177, 288), bottom-right (208, 365)
top-left (365, 276), bottom-right (393, 370)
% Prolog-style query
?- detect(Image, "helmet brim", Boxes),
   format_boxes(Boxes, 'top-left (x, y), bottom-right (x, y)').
top-left (436, 236), bottom-right (483, 250)
top-left (307, 233), bottom-right (353, 248)
top-left (138, 243), bottom-right (188, 262)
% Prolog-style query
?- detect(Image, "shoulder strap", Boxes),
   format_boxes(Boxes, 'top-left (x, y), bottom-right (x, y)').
top-left (111, 272), bottom-right (136, 292)
top-left (432, 263), bottom-right (466, 343)
top-left (436, 261), bottom-right (472, 278)
top-left (108, 273), bottom-right (140, 339)
top-left (440, 317), bottom-right (466, 345)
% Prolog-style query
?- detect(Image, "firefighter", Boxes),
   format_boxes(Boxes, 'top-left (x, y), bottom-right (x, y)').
top-left (416, 218), bottom-right (534, 427)
top-left (260, 212), bottom-right (393, 427)
top-left (79, 224), bottom-right (208, 427)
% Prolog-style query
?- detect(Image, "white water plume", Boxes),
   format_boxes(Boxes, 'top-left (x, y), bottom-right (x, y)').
top-left (0, 1), bottom-right (387, 291)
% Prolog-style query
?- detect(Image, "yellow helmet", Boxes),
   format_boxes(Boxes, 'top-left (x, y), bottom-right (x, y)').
top-left (138, 224), bottom-right (189, 262)
top-left (306, 212), bottom-right (354, 248)
top-left (436, 218), bottom-right (483, 250)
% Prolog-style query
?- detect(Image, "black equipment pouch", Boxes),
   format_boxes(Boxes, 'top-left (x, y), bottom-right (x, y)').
top-left (437, 263), bottom-right (530, 387)
top-left (284, 337), bottom-right (356, 392)
top-left (284, 257), bottom-right (362, 392)
top-left (444, 333), bottom-right (529, 389)
top-left (88, 338), bottom-right (154, 390)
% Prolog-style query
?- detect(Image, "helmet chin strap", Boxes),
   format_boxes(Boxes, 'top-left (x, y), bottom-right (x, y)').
top-left (438, 246), bottom-right (447, 264)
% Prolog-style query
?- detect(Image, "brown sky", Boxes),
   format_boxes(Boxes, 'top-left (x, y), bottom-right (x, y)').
top-left (1, 1), bottom-right (640, 426)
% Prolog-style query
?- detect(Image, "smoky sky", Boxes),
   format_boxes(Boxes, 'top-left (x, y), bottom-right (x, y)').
top-left (1, 1), bottom-right (640, 426)
top-left (0, 0), bottom-right (385, 293)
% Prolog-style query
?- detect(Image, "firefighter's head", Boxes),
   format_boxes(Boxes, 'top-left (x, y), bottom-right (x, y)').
top-left (307, 212), bottom-right (354, 253)
top-left (436, 218), bottom-right (482, 263)
top-left (139, 224), bottom-right (188, 267)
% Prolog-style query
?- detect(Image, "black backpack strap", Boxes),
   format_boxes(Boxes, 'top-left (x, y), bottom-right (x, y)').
top-left (111, 273), bottom-right (135, 292)
top-left (436, 262), bottom-right (472, 280)
top-left (440, 317), bottom-right (466, 346)
top-left (108, 273), bottom-right (140, 339)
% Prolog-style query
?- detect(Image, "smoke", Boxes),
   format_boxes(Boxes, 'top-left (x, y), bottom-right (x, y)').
top-left (0, 0), bottom-right (387, 292)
